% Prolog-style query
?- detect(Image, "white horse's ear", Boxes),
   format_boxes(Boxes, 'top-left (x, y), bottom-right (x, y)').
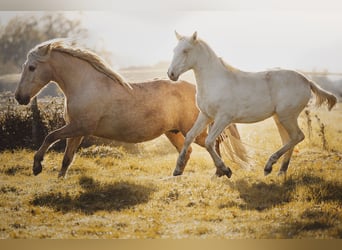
top-left (175, 30), bottom-right (183, 40)
top-left (191, 31), bottom-right (198, 41)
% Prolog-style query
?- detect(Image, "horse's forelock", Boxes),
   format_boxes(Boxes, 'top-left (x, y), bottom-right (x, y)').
top-left (28, 43), bottom-right (53, 62)
top-left (28, 39), bottom-right (68, 62)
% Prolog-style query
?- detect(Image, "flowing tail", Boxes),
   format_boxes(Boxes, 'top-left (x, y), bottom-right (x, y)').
top-left (218, 124), bottom-right (248, 164)
top-left (309, 79), bottom-right (337, 111)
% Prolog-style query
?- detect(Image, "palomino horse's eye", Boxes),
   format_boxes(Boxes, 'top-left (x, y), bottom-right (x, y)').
top-left (28, 65), bottom-right (36, 72)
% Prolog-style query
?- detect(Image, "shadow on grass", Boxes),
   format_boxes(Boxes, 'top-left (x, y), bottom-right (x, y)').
top-left (31, 176), bottom-right (156, 214)
top-left (278, 205), bottom-right (342, 238)
top-left (230, 178), bottom-right (294, 211)
top-left (231, 174), bottom-right (342, 211)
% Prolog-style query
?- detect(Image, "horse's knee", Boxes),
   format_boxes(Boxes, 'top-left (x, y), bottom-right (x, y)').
top-left (205, 137), bottom-right (215, 150)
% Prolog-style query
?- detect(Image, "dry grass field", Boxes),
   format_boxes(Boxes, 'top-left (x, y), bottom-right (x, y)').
top-left (0, 102), bottom-right (341, 239)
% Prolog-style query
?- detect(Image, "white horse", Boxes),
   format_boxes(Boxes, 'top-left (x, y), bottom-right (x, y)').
top-left (168, 31), bottom-right (337, 178)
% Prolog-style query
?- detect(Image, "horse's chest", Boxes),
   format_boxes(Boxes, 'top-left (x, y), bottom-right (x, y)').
top-left (196, 93), bottom-right (221, 117)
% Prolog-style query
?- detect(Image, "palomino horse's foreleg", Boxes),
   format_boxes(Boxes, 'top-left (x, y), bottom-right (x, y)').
top-left (33, 123), bottom-right (88, 176)
top-left (165, 131), bottom-right (193, 173)
top-left (58, 136), bottom-right (84, 178)
top-left (174, 112), bottom-right (210, 176)
top-left (205, 118), bottom-right (233, 178)
top-left (264, 116), bottom-right (304, 176)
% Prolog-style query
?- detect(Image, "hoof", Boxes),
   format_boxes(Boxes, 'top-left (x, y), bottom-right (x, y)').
top-left (173, 169), bottom-right (183, 176)
top-left (222, 168), bottom-right (232, 178)
top-left (33, 162), bottom-right (42, 176)
top-left (264, 168), bottom-right (272, 176)
top-left (58, 171), bottom-right (66, 179)
top-left (264, 163), bottom-right (273, 176)
top-left (215, 169), bottom-right (225, 177)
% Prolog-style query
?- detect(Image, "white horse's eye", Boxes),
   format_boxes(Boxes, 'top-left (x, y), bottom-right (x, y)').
top-left (183, 49), bottom-right (189, 54)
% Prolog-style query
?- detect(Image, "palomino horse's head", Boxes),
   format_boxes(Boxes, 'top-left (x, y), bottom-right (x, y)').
top-left (167, 31), bottom-right (198, 81)
top-left (15, 43), bottom-right (54, 105)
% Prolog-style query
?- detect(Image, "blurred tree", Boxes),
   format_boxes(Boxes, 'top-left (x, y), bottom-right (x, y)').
top-left (0, 12), bottom-right (87, 149)
top-left (0, 12), bottom-right (87, 74)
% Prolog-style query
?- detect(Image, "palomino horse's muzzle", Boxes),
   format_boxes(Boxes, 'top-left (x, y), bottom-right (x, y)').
top-left (15, 93), bottom-right (31, 105)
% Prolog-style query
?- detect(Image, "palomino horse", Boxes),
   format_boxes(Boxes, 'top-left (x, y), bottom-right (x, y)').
top-left (15, 39), bottom-right (247, 178)
top-left (168, 31), bottom-right (337, 178)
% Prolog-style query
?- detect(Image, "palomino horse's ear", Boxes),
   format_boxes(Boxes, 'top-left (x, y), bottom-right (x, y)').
top-left (38, 43), bottom-right (52, 56)
top-left (175, 30), bottom-right (183, 40)
top-left (191, 31), bottom-right (198, 41)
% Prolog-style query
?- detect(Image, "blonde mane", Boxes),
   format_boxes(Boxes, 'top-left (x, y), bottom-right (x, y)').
top-left (29, 39), bottom-right (132, 90)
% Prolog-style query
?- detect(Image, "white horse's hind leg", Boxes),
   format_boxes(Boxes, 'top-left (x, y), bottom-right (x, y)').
top-left (173, 112), bottom-right (210, 176)
top-left (273, 115), bottom-right (294, 176)
top-left (205, 117), bottom-right (233, 178)
top-left (264, 115), bottom-right (304, 176)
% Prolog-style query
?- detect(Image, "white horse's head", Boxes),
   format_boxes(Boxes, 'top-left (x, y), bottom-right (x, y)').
top-left (168, 31), bottom-right (198, 81)
top-left (15, 43), bottom-right (54, 105)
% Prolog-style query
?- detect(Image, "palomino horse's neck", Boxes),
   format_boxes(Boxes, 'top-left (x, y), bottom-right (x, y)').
top-left (48, 51), bottom-right (98, 99)
top-left (48, 51), bottom-right (73, 97)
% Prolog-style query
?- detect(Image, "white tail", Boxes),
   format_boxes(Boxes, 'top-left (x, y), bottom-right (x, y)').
top-left (309, 80), bottom-right (337, 111)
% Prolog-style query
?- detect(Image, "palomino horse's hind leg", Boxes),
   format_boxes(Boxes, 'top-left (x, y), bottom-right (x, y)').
top-left (174, 112), bottom-right (210, 176)
top-left (264, 115), bottom-right (304, 176)
top-left (165, 131), bottom-right (192, 175)
top-left (58, 136), bottom-right (84, 178)
top-left (205, 117), bottom-right (233, 178)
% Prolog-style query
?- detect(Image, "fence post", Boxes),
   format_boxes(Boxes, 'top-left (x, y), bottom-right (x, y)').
top-left (31, 96), bottom-right (40, 148)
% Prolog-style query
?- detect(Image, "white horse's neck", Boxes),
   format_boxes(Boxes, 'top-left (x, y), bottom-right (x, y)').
top-left (192, 41), bottom-right (230, 92)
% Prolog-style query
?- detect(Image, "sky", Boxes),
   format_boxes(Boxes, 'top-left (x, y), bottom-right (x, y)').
top-left (0, 1), bottom-right (342, 73)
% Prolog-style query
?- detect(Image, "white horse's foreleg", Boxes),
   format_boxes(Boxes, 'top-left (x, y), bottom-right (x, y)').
top-left (205, 117), bottom-right (233, 178)
top-left (264, 116), bottom-right (304, 176)
top-left (33, 123), bottom-right (90, 176)
top-left (173, 112), bottom-right (210, 176)
top-left (58, 136), bottom-right (84, 178)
